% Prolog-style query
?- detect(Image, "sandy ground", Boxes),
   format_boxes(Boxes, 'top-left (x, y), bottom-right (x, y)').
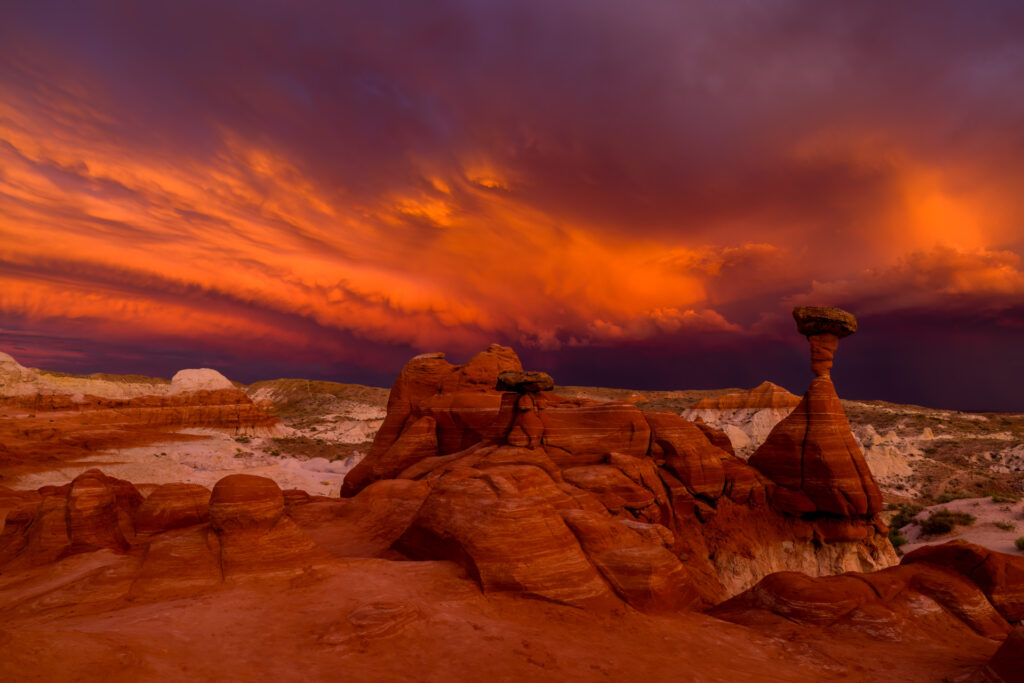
top-left (899, 496), bottom-right (1024, 556)
top-left (5, 429), bottom-right (358, 496)
top-left (0, 550), bottom-right (995, 683)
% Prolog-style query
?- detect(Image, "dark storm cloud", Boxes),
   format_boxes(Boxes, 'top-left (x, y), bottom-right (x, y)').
top-left (1, 1), bottom-right (1023, 408)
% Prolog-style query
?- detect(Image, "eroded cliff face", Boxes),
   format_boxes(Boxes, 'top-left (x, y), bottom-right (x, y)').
top-left (341, 338), bottom-right (896, 609)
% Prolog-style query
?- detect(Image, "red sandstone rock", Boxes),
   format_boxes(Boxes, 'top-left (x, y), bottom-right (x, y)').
top-left (66, 469), bottom-right (142, 553)
top-left (134, 483), bottom-right (211, 534)
top-left (560, 509), bottom-right (699, 613)
top-left (644, 411), bottom-right (727, 500)
top-left (394, 465), bottom-right (620, 609)
top-left (342, 345), bottom-right (520, 496)
top-left (691, 419), bottom-right (736, 456)
top-left (980, 626), bottom-right (1024, 682)
top-left (749, 376), bottom-right (882, 517)
top-left (711, 563), bottom-right (1011, 642)
top-left (902, 540), bottom-right (1024, 623)
top-left (339, 343), bottom-right (893, 610)
top-left (208, 474), bottom-right (325, 576)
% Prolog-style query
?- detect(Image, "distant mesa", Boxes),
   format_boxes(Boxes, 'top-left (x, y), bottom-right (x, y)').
top-left (691, 381), bottom-right (800, 411)
top-left (170, 368), bottom-right (235, 393)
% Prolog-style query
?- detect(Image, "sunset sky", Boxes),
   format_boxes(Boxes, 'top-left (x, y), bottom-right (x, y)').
top-left (2, 1), bottom-right (1023, 409)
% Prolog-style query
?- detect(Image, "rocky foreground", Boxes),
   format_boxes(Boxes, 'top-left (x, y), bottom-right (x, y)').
top-left (0, 308), bottom-right (1021, 681)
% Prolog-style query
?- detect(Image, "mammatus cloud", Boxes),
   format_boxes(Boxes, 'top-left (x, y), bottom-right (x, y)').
top-left (1, 1), bottom-right (1023, 408)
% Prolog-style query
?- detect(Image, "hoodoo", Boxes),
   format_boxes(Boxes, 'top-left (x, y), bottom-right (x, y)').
top-left (749, 307), bottom-right (883, 520)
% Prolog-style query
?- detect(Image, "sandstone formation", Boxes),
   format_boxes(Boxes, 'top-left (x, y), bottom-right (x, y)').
top-left (902, 540), bottom-right (1024, 622)
top-left (340, 342), bottom-right (895, 610)
top-left (711, 562), bottom-right (1012, 644)
top-left (748, 307), bottom-right (883, 518)
top-left (0, 351), bottom-right (282, 478)
top-left (683, 382), bottom-right (801, 457)
top-left (2, 336), bottom-right (1022, 681)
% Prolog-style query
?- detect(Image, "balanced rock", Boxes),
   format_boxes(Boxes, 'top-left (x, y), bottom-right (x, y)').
top-left (793, 306), bottom-right (857, 338)
top-left (749, 307), bottom-right (882, 518)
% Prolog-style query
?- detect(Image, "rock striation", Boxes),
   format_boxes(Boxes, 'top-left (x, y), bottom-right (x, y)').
top-left (748, 307), bottom-right (883, 518)
top-left (0, 351), bottom-right (283, 475)
top-left (342, 342), bottom-right (895, 611)
top-left (683, 381), bottom-right (801, 457)
top-left (711, 561), bottom-right (1013, 644)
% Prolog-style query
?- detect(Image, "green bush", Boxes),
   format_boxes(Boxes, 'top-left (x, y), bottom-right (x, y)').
top-left (990, 493), bottom-right (1021, 504)
top-left (995, 521), bottom-right (1016, 531)
top-left (920, 509), bottom-right (976, 536)
top-left (936, 490), bottom-right (973, 504)
top-left (1016, 537), bottom-right (1024, 552)
top-left (889, 503), bottom-right (923, 530)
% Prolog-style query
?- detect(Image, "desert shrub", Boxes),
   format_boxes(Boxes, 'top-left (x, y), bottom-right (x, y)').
top-left (936, 490), bottom-right (973, 504)
top-left (920, 509), bottom-right (976, 536)
top-left (990, 493), bottom-right (1021, 503)
top-left (889, 533), bottom-right (909, 551)
top-left (889, 503), bottom-right (923, 530)
top-left (995, 521), bottom-right (1016, 531)
top-left (1016, 537), bottom-right (1024, 551)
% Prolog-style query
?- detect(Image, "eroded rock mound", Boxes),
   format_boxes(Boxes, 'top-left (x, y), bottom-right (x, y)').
top-left (902, 540), bottom-right (1024, 623)
top-left (0, 469), bottom-right (141, 567)
top-left (710, 561), bottom-right (1013, 644)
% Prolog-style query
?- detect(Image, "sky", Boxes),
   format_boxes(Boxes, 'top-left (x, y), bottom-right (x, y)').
top-left (1, 1), bottom-right (1023, 410)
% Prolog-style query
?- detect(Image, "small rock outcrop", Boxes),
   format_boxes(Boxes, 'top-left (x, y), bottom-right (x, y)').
top-left (710, 562), bottom-right (1012, 643)
top-left (749, 307), bottom-right (883, 518)
top-left (902, 540), bottom-right (1024, 623)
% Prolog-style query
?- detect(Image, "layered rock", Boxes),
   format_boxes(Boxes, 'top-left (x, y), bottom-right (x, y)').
top-left (0, 470), bottom-right (325, 584)
top-left (710, 561), bottom-right (1013, 644)
top-left (342, 341), bottom-right (895, 611)
top-left (902, 540), bottom-right (1024, 623)
top-left (748, 307), bottom-right (883, 518)
top-left (0, 350), bottom-right (281, 436)
top-left (0, 469), bottom-right (141, 567)
top-left (683, 381), bottom-right (800, 457)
